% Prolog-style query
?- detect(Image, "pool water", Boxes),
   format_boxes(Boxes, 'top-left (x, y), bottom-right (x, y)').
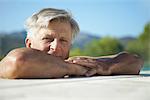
top-left (141, 63), bottom-right (150, 71)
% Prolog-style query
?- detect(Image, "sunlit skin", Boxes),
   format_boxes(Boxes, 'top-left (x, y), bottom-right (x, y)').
top-left (0, 21), bottom-right (88, 79)
top-left (26, 20), bottom-right (72, 59)
top-left (0, 20), bottom-right (144, 79)
top-left (66, 53), bottom-right (144, 76)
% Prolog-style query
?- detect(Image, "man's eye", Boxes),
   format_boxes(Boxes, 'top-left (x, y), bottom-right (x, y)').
top-left (61, 39), bottom-right (68, 42)
top-left (42, 38), bottom-right (54, 42)
top-left (60, 39), bottom-right (68, 45)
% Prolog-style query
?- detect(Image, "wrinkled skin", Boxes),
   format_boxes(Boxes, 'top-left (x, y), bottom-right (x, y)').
top-left (66, 52), bottom-right (144, 76)
top-left (0, 21), bottom-right (89, 79)
top-left (26, 20), bottom-right (72, 60)
top-left (66, 57), bottom-right (110, 76)
top-left (0, 20), bottom-right (144, 79)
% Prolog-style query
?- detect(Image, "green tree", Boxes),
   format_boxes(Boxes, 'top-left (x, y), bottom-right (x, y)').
top-left (70, 48), bottom-right (84, 57)
top-left (83, 37), bottom-right (124, 56)
top-left (126, 22), bottom-right (150, 62)
top-left (139, 22), bottom-right (150, 42)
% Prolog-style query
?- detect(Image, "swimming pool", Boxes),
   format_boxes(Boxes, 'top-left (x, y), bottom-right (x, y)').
top-left (141, 63), bottom-right (150, 71)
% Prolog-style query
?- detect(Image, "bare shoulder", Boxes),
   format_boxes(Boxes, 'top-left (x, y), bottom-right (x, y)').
top-left (0, 48), bottom-right (36, 78)
top-left (7, 47), bottom-right (40, 56)
top-left (0, 48), bottom-right (31, 63)
top-left (0, 48), bottom-right (25, 62)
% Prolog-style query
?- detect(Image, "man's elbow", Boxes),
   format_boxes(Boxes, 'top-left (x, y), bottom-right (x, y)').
top-left (0, 49), bottom-right (26, 79)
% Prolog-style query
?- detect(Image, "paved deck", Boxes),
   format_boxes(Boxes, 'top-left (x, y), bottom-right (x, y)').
top-left (0, 71), bottom-right (150, 100)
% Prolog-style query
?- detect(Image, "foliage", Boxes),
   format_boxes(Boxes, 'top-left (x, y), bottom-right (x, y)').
top-left (84, 37), bottom-right (124, 56)
top-left (0, 56), bottom-right (3, 61)
top-left (126, 22), bottom-right (150, 62)
top-left (71, 22), bottom-right (150, 64)
top-left (70, 37), bottom-right (124, 57)
top-left (70, 48), bottom-right (84, 57)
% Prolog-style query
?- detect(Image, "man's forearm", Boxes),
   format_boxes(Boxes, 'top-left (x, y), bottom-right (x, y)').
top-left (107, 52), bottom-right (144, 75)
top-left (0, 48), bottom-right (87, 79)
top-left (0, 48), bottom-right (69, 78)
top-left (67, 52), bottom-right (144, 76)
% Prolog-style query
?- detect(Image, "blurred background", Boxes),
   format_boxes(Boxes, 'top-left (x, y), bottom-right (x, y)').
top-left (0, 0), bottom-right (150, 70)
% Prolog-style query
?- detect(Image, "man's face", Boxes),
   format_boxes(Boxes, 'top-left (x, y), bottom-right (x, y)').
top-left (26, 20), bottom-right (72, 59)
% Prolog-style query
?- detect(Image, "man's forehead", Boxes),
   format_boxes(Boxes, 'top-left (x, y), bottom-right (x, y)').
top-left (37, 28), bottom-right (71, 39)
top-left (48, 21), bottom-right (72, 32)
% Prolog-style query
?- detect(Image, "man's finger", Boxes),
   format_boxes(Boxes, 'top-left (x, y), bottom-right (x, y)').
top-left (73, 60), bottom-right (97, 68)
top-left (71, 64), bottom-right (88, 76)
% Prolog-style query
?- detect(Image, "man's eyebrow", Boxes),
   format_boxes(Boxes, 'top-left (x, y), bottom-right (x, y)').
top-left (43, 34), bottom-right (53, 37)
top-left (60, 36), bottom-right (69, 40)
top-left (41, 35), bottom-right (53, 40)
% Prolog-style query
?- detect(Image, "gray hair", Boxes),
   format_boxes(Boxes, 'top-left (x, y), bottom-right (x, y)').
top-left (24, 8), bottom-right (80, 39)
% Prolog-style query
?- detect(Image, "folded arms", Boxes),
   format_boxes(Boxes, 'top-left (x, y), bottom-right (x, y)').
top-left (0, 48), bottom-right (144, 79)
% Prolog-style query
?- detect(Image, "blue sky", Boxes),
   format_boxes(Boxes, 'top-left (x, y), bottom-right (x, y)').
top-left (0, 0), bottom-right (150, 37)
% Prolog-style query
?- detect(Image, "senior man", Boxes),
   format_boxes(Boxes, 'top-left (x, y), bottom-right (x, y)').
top-left (0, 8), bottom-right (143, 79)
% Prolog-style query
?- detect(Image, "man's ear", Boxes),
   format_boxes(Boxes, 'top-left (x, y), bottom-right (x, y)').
top-left (25, 38), bottom-right (32, 48)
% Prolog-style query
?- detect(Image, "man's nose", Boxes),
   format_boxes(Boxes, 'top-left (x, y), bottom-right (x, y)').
top-left (50, 39), bottom-right (60, 52)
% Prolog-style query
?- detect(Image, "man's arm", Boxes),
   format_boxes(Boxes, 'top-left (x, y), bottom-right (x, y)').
top-left (66, 52), bottom-right (144, 76)
top-left (0, 48), bottom-right (87, 79)
top-left (108, 52), bottom-right (144, 75)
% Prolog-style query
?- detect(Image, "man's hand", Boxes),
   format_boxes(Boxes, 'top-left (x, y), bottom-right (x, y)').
top-left (66, 52), bottom-right (144, 76)
top-left (65, 63), bottom-right (88, 77)
top-left (66, 56), bottom-right (111, 76)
